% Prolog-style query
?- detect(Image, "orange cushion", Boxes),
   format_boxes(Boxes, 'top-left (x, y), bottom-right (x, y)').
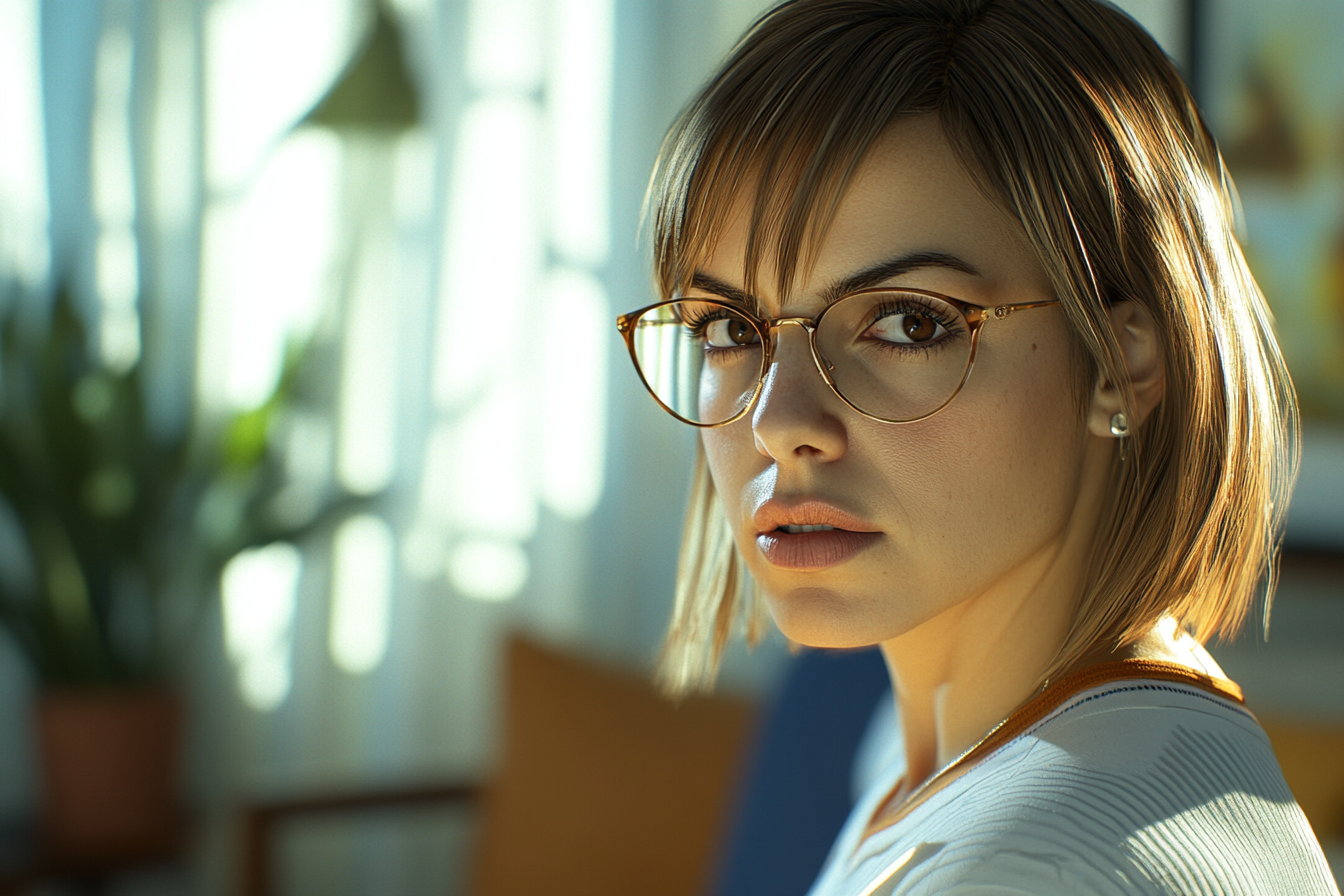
top-left (471, 636), bottom-right (756, 896)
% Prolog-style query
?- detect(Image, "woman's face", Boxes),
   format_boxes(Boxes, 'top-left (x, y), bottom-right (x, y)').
top-left (694, 115), bottom-right (1103, 649)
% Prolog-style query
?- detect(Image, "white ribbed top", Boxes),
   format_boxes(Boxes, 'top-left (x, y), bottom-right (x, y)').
top-left (808, 674), bottom-right (1341, 895)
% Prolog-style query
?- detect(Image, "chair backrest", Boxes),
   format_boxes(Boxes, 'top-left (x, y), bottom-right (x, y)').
top-left (471, 636), bottom-right (756, 896)
top-left (1259, 718), bottom-right (1344, 842)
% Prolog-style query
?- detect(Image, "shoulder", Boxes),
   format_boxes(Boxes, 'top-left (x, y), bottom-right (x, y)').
top-left (1026, 675), bottom-right (1272, 781)
top-left (890, 679), bottom-right (1339, 895)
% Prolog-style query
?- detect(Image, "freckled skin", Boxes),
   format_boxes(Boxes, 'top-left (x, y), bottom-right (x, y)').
top-left (699, 117), bottom-right (1093, 652)
top-left (692, 116), bottom-right (1161, 781)
top-left (687, 115), bottom-right (1223, 785)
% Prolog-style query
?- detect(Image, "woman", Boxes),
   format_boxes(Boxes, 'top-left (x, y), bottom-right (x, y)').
top-left (616, 0), bottom-right (1338, 893)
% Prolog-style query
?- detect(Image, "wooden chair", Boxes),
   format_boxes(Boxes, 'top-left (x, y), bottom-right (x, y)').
top-left (240, 635), bottom-right (756, 896)
top-left (1260, 718), bottom-right (1344, 845)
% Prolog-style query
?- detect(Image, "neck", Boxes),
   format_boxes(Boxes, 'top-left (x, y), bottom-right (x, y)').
top-left (879, 536), bottom-right (1083, 787)
top-left (876, 426), bottom-right (1127, 788)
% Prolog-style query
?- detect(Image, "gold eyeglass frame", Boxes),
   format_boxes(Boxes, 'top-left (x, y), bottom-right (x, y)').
top-left (615, 286), bottom-right (1061, 428)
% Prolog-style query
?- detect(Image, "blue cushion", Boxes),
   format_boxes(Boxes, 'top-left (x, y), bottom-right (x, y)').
top-left (710, 647), bottom-right (891, 896)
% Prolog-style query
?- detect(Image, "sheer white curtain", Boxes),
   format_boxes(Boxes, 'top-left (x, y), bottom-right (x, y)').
top-left (0, 0), bottom-right (785, 893)
top-left (195, 2), bottom-right (791, 893)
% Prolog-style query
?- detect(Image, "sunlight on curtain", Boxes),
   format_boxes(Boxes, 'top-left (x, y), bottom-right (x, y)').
top-left (198, 130), bottom-right (342, 413)
top-left (447, 537), bottom-right (530, 602)
top-left (331, 133), bottom-right (437, 505)
top-left (149, 4), bottom-right (197, 234)
top-left (541, 268), bottom-right (608, 519)
top-left (423, 11), bottom-right (545, 595)
top-left (540, 0), bottom-right (614, 521)
top-left (197, 0), bottom-right (361, 416)
top-left (548, 0), bottom-right (612, 269)
top-left (423, 0), bottom-right (613, 601)
top-left (329, 514), bottom-right (395, 673)
top-left (336, 223), bottom-right (400, 495)
top-left (273, 410), bottom-right (335, 528)
top-left (221, 542), bottom-right (303, 711)
top-left (92, 14), bottom-right (141, 372)
top-left (0, 0), bottom-right (49, 290)
top-left (51, 0), bottom-right (620, 714)
top-left (204, 0), bottom-right (362, 708)
top-left (204, 0), bottom-right (363, 195)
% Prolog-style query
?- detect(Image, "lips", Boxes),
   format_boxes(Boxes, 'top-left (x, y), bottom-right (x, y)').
top-left (752, 500), bottom-right (881, 571)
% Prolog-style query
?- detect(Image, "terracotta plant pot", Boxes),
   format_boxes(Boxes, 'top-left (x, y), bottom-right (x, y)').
top-left (35, 688), bottom-right (185, 858)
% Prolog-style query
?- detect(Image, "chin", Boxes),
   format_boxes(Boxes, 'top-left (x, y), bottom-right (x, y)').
top-left (763, 584), bottom-right (898, 650)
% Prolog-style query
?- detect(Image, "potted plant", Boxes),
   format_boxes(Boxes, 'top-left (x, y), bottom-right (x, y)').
top-left (0, 284), bottom-right (356, 861)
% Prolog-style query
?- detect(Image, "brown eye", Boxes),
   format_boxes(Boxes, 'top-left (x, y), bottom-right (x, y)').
top-left (869, 312), bottom-right (946, 345)
top-left (903, 314), bottom-right (936, 342)
top-left (705, 316), bottom-right (761, 348)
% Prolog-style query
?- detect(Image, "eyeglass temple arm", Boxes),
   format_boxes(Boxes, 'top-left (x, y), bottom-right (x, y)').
top-left (966, 299), bottom-right (1062, 324)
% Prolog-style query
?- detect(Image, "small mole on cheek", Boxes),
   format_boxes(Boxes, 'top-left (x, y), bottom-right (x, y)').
top-left (1031, 343), bottom-right (1037, 352)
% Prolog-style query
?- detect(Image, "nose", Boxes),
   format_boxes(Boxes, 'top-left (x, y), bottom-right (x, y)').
top-left (750, 321), bottom-right (848, 462)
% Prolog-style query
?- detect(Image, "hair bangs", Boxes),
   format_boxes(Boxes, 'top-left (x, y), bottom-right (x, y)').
top-left (649, 8), bottom-right (957, 304)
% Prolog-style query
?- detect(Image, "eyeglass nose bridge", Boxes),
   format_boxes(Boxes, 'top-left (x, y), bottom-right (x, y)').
top-left (759, 316), bottom-right (839, 386)
top-left (760, 315), bottom-right (816, 345)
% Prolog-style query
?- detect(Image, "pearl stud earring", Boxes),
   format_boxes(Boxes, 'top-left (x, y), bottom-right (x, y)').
top-left (1109, 412), bottom-right (1130, 438)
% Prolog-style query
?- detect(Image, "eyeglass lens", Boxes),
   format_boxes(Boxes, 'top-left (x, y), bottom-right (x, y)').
top-left (628, 291), bottom-right (974, 425)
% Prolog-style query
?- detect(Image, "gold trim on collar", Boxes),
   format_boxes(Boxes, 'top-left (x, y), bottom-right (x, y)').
top-left (862, 659), bottom-right (1245, 840)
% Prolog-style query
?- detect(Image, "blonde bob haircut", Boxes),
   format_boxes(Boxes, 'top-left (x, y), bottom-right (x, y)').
top-left (651, 0), bottom-right (1299, 694)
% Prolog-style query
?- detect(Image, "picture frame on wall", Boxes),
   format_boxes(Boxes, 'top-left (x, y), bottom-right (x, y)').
top-left (1198, 0), bottom-right (1344, 551)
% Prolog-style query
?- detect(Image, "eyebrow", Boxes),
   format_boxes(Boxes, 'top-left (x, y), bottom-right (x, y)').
top-left (687, 272), bottom-right (755, 307)
top-left (820, 251), bottom-right (981, 304)
top-left (687, 251), bottom-right (981, 311)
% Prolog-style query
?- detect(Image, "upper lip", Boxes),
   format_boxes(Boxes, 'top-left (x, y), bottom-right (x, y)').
top-left (753, 499), bottom-right (878, 535)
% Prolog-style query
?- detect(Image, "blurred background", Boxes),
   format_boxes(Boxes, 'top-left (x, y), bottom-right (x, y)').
top-left (0, 0), bottom-right (1338, 894)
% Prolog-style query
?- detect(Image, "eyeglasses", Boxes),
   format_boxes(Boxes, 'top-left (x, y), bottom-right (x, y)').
top-left (616, 287), bottom-right (1060, 427)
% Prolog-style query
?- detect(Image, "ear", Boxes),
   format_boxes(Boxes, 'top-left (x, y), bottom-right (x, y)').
top-left (1087, 301), bottom-right (1165, 438)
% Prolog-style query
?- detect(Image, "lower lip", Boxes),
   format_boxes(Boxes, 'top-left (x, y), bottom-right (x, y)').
top-left (755, 529), bottom-right (881, 570)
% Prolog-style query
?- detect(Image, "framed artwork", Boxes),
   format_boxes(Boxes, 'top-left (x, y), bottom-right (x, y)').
top-left (1201, 0), bottom-right (1344, 423)
top-left (1199, 1), bottom-right (1344, 549)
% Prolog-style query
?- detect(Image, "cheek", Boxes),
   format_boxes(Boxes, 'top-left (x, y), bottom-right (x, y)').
top-left (863, 341), bottom-right (1087, 562)
top-left (935, 352), bottom-right (1086, 547)
top-left (700, 423), bottom-right (762, 534)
